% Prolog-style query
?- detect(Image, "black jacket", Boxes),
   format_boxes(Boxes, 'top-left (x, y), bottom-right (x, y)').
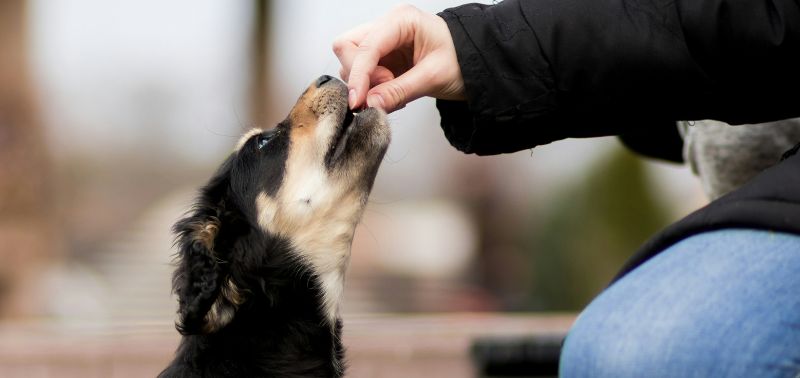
top-left (436, 0), bottom-right (800, 279)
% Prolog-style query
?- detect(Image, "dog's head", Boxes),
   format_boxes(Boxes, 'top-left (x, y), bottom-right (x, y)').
top-left (172, 75), bottom-right (389, 334)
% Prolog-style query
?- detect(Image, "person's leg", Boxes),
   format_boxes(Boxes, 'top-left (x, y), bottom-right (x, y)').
top-left (559, 229), bottom-right (800, 378)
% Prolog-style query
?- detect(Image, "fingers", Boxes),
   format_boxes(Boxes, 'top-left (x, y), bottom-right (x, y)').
top-left (334, 4), bottom-right (450, 112)
top-left (370, 66), bottom-right (396, 87)
top-left (341, 5), bottom-right (419, 109)
top-left (332, 22), bottom-right (373, 82)
top-left (366, 58), bottom-right (436, 113)
top-left (338, 64), bottom-right (395, 89)
top-left (333, 21), bottom-right (386, 108)
top-left (345, 41), bottom-right (388, 109)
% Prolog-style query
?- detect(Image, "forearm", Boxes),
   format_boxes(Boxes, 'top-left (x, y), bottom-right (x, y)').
top-left (438, 0), bottom-right (800, 155)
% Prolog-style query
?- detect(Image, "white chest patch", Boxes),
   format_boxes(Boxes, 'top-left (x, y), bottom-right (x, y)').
top-left (254, 117), bottom-right (366, 325)
top-left (257, 190), bottom-right (361, 325)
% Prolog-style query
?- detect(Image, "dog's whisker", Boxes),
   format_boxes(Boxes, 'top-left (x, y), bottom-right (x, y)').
top-left (356, 219), bottom-right (382, 253)
top-left (382, 149), bottom-right (408, 164)
top-left (163, 76), bottom-right (389, 377)
top-left (366, 197), bottom-right (406, 205)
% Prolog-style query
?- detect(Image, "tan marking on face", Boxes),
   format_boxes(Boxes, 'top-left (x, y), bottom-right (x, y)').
top-left (252, 77), bottom-right (387, 325)
top-left (235, 128), bottom-right (264, 152)
top-left (288, 96), bottom-right (317, 133)
top-left (254, 112), bottom-right (366, 325)
top-left (287, 83), bottom-right (345, 162)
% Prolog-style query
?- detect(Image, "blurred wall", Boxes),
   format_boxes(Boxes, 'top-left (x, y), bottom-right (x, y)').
top-left (8, 0), bottom-right (706, 322)
top-left (0, 0), bottom-right (62, 318)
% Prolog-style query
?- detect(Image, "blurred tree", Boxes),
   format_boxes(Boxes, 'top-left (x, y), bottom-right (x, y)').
top-left (0, 0), bottom-right (62, 318)
top-left (448, 156), bottom-right (530, 311)
top-left (249, 0), bottom-right (273, 127)
top-left (521, 146), bottom-right (672, 310)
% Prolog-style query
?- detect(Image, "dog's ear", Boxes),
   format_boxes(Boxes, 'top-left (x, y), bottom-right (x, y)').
top-left (172, 157), bottom-right (243, 335)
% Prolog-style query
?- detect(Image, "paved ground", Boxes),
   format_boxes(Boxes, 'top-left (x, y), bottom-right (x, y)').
top-left (0, 313), bottom-right (574, 377)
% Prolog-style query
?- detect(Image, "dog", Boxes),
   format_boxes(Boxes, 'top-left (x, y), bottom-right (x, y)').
top-left (159, 75), bottom-right (390, 377)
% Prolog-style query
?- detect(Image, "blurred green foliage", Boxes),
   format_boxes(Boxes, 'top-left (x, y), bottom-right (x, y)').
top-left (521, 145), bottom-right (672, 310)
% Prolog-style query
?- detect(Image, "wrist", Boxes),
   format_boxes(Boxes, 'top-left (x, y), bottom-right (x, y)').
top-left (432, 15), bottom-right (466, 101)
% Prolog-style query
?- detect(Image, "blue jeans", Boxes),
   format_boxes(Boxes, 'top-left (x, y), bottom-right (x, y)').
top-left (560, 229), bottom-right (800, 377)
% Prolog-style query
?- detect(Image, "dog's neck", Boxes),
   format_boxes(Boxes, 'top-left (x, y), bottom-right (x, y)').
top-left (256, 191), bottom-right (362, 327)
top-left (241, 260), bottom-right (345, 375)
top-left (290, 231), bottom-right (352, 326)
top-left (169, 263), bottom-right (345, 377)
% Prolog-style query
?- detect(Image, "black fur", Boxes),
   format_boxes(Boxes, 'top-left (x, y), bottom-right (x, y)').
top-left (160, 124), bottom-right (345, 378)
top-left (160, 76), bottom-right (389, 377)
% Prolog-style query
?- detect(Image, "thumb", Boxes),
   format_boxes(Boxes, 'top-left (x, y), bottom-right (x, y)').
top-left (366, 61), bottom-right (433, 113)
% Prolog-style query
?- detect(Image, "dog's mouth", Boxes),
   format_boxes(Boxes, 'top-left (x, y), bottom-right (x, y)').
top-left (326, 107), bottom-right (376, 167)
top-left (312, 76), bottom-right (388, 170)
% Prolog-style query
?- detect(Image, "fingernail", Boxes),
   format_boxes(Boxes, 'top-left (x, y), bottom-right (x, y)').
top-left (348, 89), bottom-right (357, 109)
top-left (366, 93), bottom-right (385, 109)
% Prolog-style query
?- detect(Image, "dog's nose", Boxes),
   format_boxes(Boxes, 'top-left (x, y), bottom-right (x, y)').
top-left (315, 75), bottom-right (334, 88)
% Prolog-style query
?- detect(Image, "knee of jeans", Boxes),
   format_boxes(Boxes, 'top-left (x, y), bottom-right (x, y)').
top-left (559, 310), bottom-right (670, 377)
top-left (559, 314), bottom-right (619, 376)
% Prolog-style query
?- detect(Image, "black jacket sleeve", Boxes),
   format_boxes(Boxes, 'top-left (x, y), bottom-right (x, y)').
top-left (436, 0), bottom-right (800, 155)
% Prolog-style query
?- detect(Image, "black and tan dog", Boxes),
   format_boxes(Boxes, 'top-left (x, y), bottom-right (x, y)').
top-left (159, 75), bottom-right (389, 377)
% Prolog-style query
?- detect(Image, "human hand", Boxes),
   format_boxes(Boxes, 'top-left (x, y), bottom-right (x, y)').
top-left (333, 4), bottom-right (466, 113)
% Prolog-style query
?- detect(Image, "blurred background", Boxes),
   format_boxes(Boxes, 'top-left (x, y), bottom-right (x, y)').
top-left (0, 0), bottom-right (705, 376)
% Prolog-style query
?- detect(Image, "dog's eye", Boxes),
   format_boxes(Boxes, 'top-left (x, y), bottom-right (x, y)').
top-left (256, 135), bottom-right (271, 150)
